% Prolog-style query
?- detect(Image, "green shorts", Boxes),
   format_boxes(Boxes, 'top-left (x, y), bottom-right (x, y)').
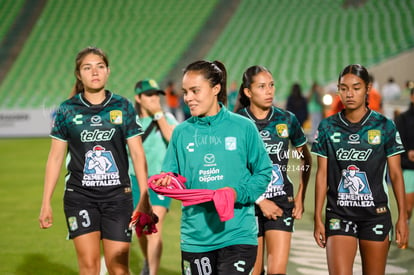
top-left (403, 170), bottom-right (414, 194)
top-left (130, 174), bottom-right (172, 209)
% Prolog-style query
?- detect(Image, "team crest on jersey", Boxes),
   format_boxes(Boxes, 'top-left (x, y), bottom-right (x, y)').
top-left (68, 216), bottom-right (78, 231)
top-left (368, 130), bottom-right (381, 144)
top-left (395, 132), bottom-right (402, 145)
top-left (225, 137), bottom-right (237, 151)
top-left (110, 110), bottom-right (123, 124)
top-left (329, 218), bottom-right (340, 230)
top-left (263, 164), bottom-right (286, 198)
top-left (82, 145), bottom-right (121, 187)
top-left (337, 165), bottom-right (374, 207)
top-left (276, 124), bottom-right (288, 138)
top-left (183, 260), bottom-right (191, 275)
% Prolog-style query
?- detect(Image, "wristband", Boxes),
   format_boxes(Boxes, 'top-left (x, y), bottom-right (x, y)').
top-left (153, 111), bottom-right (164, 121)
top-left (255, 196), bottom-right (265, 204)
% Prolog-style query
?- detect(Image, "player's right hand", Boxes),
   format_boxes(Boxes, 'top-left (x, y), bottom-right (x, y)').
top-left (151, 172), bottom-right (171, 187)
top-left (314, 220), bottom-right (326, 248)
top-left (259, 199), bottom-right (283, 220)
top-left (39, 205), bottom-right (53, 229)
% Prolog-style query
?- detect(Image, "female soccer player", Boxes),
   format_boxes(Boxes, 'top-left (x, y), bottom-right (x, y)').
top-left (237, 65), bottom-right (312, 275)
top-left (311, 64), bottom-right (408, 275)
top-left (153, 60), bottom-right (272, 274)
top-left (39, 47), bottom-right (152, 275)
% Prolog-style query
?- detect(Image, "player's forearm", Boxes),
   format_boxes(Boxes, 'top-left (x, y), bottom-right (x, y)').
top-left (298, 145), bottom-right (312, 201)
top-left (156, 117), bottom-right (175, 142)
top-left (314, 181), bottom-right (326, 221)
top-left (132, 156), bottom-right (148, 194)
top-left (388, 155), bottom-right (408, 220)
top-left (42, 140), bottom-right (65, 204)
top-left (391, 175), bottom-right (408, 221)
top-left (42, 157), bottom-right (63, 205)
top-left (314, 157), bottom-right (327, 221)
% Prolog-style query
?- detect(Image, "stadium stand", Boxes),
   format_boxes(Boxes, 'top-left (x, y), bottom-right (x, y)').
top-left (206, 0), bottom-right (414, 100)
top-left (0, 0), bottom-right (413, 109)
top-left (0, 0), bottom-right (219, 109)
top-left (0, 0), bottom-right (47, 85)
top-left (0, 0), bottom-right (25, 41)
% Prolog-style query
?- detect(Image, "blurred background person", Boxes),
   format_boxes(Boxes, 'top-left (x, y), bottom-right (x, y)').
top-left (227, 80), bottom-right (239, 112)
top-left (164, 80), bottom-right (181, 120)
top-left (131, 79), bottom-right (179, 275)
top-left (395, 87), bottom-right (414, 248)
top-left (402, 80), bottom-right (414, 101)
top-left (381, 77), bottom-right (401, 102)
top-left (307, 81), bottom-right (324, 143)
top-left (367, 74), bottom-right (383, 113)
top-left (286, 82), bottom-right (308, 127)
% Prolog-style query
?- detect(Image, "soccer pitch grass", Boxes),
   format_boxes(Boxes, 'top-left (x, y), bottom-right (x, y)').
top-left (0, 138), bottom-right (412, 274)
top-left (0, 138), bottom-right (181, 275)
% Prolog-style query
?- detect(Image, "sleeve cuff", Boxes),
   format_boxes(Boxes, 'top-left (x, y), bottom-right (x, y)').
top-left (255, 195), bottom-right (265, 204)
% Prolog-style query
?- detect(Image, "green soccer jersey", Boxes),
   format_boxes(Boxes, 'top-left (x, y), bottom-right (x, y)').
top-left (238, 106), bottom-right (307, 208)
top-left (50, 91), bottom-right (143, 200)
top-left (311, 110), bottom-right (405, 219)
top-left (162, 105), bottom-right (272, 253)
top-left (129, 112), bottom-right (178, 177)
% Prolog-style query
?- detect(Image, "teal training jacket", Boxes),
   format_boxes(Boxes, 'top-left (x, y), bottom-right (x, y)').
top-left (162, 105), bottom-right (272, 253)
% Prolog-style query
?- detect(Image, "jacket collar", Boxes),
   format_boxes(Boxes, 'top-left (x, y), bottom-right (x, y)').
top-left (190, 103), bottom-right (227, 126)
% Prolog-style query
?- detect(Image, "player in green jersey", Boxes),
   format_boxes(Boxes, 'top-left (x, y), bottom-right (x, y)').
top-left (39, 47), bottom-right (152, 275)
top-left (237, 65), bottom-right (312, 275)
top-left (312, 64), bottom-right (408, 275)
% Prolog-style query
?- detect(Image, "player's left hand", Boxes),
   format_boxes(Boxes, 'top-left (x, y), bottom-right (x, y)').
top-left (395, 216), bottom-right (408, 249)
top-left (292, 201), bottom-right (304, 220)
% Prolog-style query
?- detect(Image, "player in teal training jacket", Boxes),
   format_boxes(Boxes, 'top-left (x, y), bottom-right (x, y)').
top-left (154, 60), bottom-right (272, 275)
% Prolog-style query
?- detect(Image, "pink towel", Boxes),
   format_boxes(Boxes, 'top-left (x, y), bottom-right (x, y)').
top-left (148, 172), bottom-right (235, 221)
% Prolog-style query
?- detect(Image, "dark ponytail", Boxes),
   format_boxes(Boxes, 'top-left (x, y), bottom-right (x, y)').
top-left (237, 65), bottom-right (272, 111)
top-left (183, 60), bottom-right (227, 106)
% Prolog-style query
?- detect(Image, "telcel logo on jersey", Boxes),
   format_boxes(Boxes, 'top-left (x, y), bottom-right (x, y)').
top-left (266, 142), bottom-right (283, 155)
top-left (336, 148), bottom-right (372, 161)
top-left (80, 129), bottom-right (115, 142)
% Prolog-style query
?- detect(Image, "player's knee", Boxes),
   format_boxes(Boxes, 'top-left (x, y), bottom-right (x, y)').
top-left (78, 260), bottom-right (100, 274)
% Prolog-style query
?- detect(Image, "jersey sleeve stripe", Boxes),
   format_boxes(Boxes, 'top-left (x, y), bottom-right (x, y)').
top-left (127, 132), bottom-right (142, 139)
top-left (295, 140), bottom-right (308, 148)
top-left (387, 149), bottom-right (405, 158)
top-left (49, 135), bottom-right (67, 142)
top-left (310, 151), bottom-right (327, 158)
